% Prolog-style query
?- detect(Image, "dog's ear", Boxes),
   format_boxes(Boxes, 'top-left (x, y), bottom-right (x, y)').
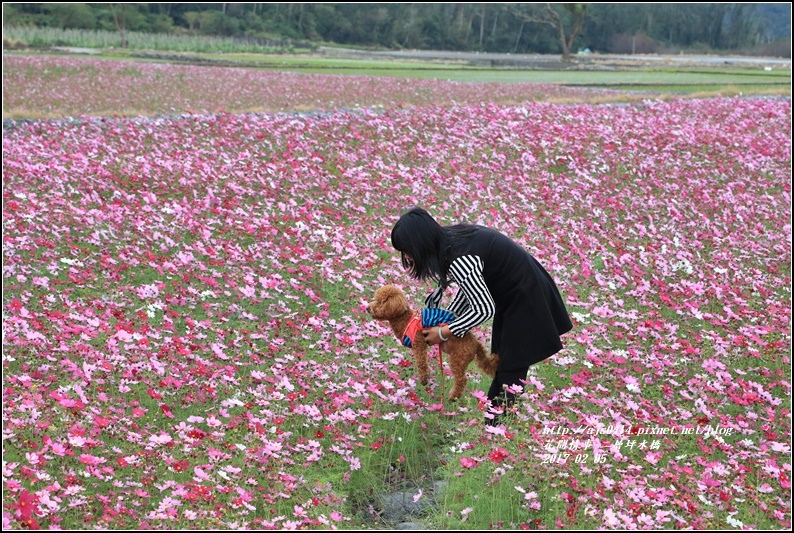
top-left (379, 286), bottom-right (409, 317)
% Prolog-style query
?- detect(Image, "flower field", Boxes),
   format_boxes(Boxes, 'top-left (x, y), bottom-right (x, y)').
top-left (2, 55), bottom-right (618, 119)
top-left (2, 54), bottom-right (792, 530)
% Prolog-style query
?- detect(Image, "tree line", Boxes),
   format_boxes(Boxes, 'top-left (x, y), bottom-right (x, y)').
top-left (3, 3), bottom-right (790, 58)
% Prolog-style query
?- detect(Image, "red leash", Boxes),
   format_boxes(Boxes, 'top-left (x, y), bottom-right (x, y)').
top-left (437, 343), bottom-right (445, 408)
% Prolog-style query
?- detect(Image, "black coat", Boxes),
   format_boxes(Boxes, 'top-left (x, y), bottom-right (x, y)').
top-left (444, 226), bottom-right (572, 371)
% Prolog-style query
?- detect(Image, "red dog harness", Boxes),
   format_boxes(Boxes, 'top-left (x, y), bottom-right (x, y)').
top-left (397, 308), bottom-right (456, 347)
top-left (399, 313), bottom-right (423, 347)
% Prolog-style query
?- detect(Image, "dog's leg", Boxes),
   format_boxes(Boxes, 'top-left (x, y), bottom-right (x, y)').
top-left (413, 344), bottom-right (430, 385)
top-left (447, 351), bottom-right (475, 401)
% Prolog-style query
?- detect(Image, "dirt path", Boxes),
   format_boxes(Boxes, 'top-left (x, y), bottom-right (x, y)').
top-left (318, 46), bottom-right (792, 71)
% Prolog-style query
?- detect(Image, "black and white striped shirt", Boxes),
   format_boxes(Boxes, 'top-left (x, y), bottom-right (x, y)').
top-left (424, 255), bottom-right (495, 338)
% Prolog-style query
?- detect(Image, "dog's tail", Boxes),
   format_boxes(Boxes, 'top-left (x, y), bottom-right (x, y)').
top-left (474, 343), bottom-right (500, 378)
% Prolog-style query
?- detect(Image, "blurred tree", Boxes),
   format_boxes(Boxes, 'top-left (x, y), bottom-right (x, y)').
top-left (183, 11), bottom-right (200, 32)
top-left (107, 3), bottom-right (128, 47)
top-left (721, 3), bottom-right (761, 48)
top-left (42, 3), bottom-right (96, 29)
top-left (197, 10), bottom-right (240, 36)
top-left (146, 12), bottom-right (174, 33)
top-left (512, 3), bottom-right (588, 60)
top-left (1, 2), bottom-right (785, 55)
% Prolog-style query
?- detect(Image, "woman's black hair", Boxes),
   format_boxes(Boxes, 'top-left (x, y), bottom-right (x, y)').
top-left (391, 207), bottom-right (477, 286)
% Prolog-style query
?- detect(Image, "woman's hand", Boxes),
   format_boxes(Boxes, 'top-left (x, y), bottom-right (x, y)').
top-left (422, 325), bottom-right (450, 345)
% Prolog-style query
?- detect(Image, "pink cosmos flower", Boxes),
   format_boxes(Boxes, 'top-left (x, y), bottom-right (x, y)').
top-left (78, 454), bottom-right (105, 466)
top-left (10, 490), bottom-right (39, 525)
top-left (50, 443), bottom-right (70, 457)
top-left (603, 507), bottom-right (620, 528)
top-left (460, 457), bottom-right (478, 469)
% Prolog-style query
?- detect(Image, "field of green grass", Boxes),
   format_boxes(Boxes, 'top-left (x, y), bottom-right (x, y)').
top-left (110, 49), bottom-right (793, 95)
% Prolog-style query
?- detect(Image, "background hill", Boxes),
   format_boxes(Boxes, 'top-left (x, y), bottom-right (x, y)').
top-left (2, 3), bottom-right (790, 58)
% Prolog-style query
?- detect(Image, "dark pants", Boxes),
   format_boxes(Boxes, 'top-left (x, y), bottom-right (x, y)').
top-left (486, 367), bottom-right (529, 425)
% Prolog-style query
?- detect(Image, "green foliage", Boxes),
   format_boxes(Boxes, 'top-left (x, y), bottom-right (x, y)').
top-left (1, 26), bottom-right (296, 54)
top-left (346, 415), bottom-right (447, 515)
top-left (41, 2), bottom-right (96, 30)
top-left (2, 2), bottom-right (789, 55)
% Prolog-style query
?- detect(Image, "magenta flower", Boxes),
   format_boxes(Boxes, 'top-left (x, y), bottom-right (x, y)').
top-left (488, 448), bottom-right (509, 463)
top-left (10, 490), bottom-right (40, 529)
top-left (460, 457), bottom-right (478, 469)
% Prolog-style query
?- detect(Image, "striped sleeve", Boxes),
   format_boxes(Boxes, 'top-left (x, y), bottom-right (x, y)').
top-left (446, 286), bottom-right (471, 317)
top-left (424, 285), bottom-right (445, 309)
top-left (446, 255), bottom-right (495, 337)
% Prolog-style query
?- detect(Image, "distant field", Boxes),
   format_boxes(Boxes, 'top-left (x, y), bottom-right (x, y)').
top-left (0, 54), bottom-right (630, 119)
top-left (4, 24), bottom-right (789, 95)
top-left (3, 51), bottom-right (789, 121)
top-left (119, 50), bottom-right (792, 94)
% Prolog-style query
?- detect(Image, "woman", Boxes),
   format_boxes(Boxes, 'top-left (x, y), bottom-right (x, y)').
top-left (391, 207), bottom-right (572, 423)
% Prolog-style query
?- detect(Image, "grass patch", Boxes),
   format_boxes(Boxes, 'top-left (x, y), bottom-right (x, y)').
top-left (346, 415), bottom-right (448, 518)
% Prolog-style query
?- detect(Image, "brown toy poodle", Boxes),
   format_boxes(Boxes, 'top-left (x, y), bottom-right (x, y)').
top-left (367, 284), bottom-right (500, 401)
